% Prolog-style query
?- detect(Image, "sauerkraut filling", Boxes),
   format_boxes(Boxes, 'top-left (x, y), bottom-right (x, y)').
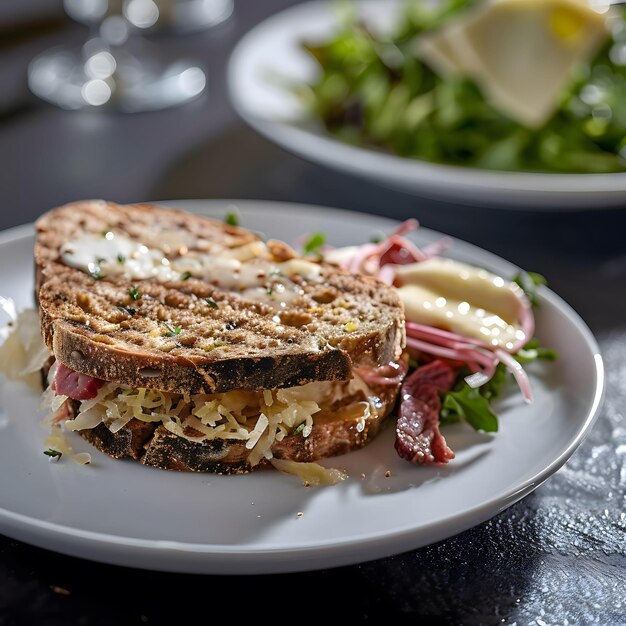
top-left (42, 362), bottom-right (377, 467)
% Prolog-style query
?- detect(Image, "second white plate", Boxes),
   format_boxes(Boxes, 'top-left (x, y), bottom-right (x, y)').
top-left (228, 0), bottom-right (626, 209)
top-left (0, 200), bottom-right (604, 574)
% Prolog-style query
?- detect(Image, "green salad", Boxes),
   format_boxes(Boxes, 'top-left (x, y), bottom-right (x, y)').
top-left (299, 0), bottom-right (626, 173)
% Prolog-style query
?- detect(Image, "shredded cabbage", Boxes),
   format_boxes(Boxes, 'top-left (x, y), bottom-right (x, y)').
top-left (38, 362), bottom-right (381, 475)
top-left (270, 458), bottom-right (348, 486)
top-left (0, 307), bottom-right (50, 389)
top-left (41, 379), bottom-right (364, 467)
top-left (45, 425), bottom-right (91, 465)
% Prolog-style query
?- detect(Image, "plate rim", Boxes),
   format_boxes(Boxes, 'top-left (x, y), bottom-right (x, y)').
top-left (227, 0), bottom-right (626, 207)
top-left (0, 200), bottom-right (605, 572)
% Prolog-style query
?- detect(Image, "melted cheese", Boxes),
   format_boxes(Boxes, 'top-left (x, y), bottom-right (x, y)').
top-left (418, 0), bottom-right (610, 127)
top-left (270, 458), bottom-right (348, 486)
top-left (60, 232), bottom-right (322, 306)
top-left (395, 258), bottom-right (527, 350)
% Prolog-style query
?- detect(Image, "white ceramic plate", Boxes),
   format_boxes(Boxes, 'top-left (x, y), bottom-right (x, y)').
top-left (228, 0), bottom-right (626, 210)
top-left (0, 200), bottom-right (603, 574)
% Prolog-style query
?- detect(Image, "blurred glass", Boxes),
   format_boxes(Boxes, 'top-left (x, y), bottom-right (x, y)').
top-left (26, 0), bottom-right (231, 111)
top-left (64, 0), bottom-right (234, 34)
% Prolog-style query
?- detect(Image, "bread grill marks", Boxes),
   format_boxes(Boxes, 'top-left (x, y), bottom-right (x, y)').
top-left (36, 201), bottom-right (405, 395)
top-left (34, 200), bottom-right (258, 280)
top-left (62, 381), bottom-right (400, 473)
top-left (49, 314), bottom-right (352, 395)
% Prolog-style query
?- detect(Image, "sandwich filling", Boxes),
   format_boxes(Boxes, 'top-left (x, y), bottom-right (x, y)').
top-left (41, 359), bottom-right (391, 468)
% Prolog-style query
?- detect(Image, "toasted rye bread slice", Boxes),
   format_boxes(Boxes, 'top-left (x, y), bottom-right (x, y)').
top-left (36, 201), bottom-right (405, 394)
top-left (64, 380), bottom-right (399, 473)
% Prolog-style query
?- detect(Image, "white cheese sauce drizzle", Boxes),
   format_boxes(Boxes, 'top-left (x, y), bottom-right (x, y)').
top-left (59, 232), bottom-right (322, 306)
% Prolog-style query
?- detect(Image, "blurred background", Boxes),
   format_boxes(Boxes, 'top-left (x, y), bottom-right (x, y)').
top-left (1, 0), bottom-right (625, 321)
top-left (0, 0), bottom-right (249, 226)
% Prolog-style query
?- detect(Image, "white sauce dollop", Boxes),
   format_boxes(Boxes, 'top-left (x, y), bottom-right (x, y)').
top-left (59, 232), bottom-right (322, 306)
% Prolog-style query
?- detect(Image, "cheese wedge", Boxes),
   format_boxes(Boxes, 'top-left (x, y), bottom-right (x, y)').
top-left (418, 0), bottom-right (610, 127)
top-left (395, 258), bottom-right (527, 350)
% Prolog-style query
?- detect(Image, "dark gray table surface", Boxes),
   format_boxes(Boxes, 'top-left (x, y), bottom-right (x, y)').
top-left (1, 2), bottom-right (625, 624)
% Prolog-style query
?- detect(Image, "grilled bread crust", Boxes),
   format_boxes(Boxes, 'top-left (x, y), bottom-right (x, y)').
top-left (36, 201), bottom-right (405, 395)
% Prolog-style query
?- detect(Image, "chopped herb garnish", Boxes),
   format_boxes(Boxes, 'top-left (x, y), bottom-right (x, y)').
top-left (292, 423), bottom-right (306, 436)
top-left (164, 324), bottom-right (182, 337)
top-left (224, 210), bottom-right (239, 227)
top-left (91, 271), bottom-right (103, 281)
top-left (44, 448), bottom-right (62, 459)
top-left (302, 232), bottom-right (326, 257)
top-left (128, 287), bottom-right (140, 301)
top-left (95, 257), bottom-right (106, 265)
top-left (266, 285), bottom-right (273, 295)
top-left (370, 234), bottom-right (383, 244)
top-left (204, 297), bottom-right (218, 309)
top-left (180, 271), bottom-right (192, 281)
top-left (117, 305), bottom-right (137, 316)
top-left (117, 254), bottom-right (126, 264)
top-left (513, 271), bottom-right (547, 308)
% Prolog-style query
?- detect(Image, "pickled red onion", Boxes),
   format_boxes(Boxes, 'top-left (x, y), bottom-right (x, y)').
top-left (334, 219), bottom-right (537, 401)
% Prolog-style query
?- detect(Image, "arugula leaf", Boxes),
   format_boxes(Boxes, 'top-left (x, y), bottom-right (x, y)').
top-left (441, 384), bottom-right (499, 432)
top-left (437, 335), bottom-right (556, 433)
top-left (299, 0), bottom-right (626, 175)
top-left (513, 271), bottom-right (547, 307)
top-left (516, 338), bottom-right (558, 363)
top-left (479, 363), bottom-right (508, 401)
top-left (302, 232), bottom-right (326, 256)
